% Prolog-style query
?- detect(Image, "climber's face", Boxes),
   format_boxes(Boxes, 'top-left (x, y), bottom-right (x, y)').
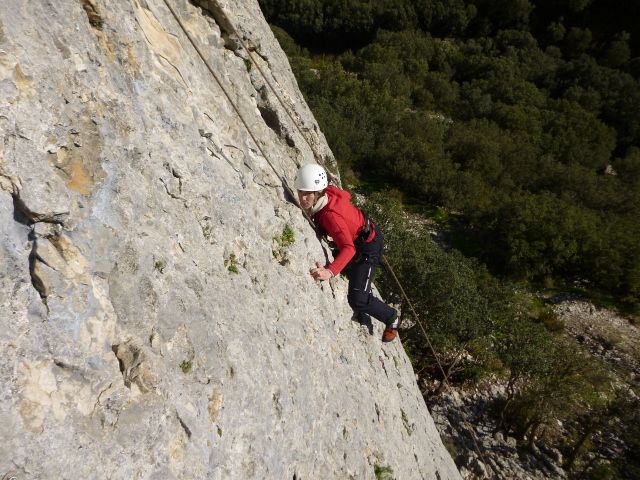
top-left (298, 190), bottom-right (316, 210)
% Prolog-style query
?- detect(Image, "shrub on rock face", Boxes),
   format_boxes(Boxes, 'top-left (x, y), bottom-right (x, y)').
top-left (374, 464), bottom-right (394, 480)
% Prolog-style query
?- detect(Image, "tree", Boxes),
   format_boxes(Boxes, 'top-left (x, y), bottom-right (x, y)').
top-left (483, 190), bottom-right (601, 280)
top-left (541, 98), bottom-right (616, 171)
top-left (506, 339), bottom-right (608, 452)
top-left (599, 32), bottom-right (631, 68)
top-left (492, 315), bottom-right (554, 436)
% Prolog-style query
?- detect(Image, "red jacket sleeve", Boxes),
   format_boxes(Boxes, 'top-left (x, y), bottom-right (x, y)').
top-left (318, 211), bottom-right (356, 276)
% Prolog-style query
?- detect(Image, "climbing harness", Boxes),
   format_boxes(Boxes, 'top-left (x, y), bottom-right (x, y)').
top-left (353, 214), bottom-right (372, 247)
top-left (159, 1), bottom-right (494, 475)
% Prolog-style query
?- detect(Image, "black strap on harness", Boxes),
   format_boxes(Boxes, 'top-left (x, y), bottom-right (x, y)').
top-left (354, 212), bottom-right (373, 247)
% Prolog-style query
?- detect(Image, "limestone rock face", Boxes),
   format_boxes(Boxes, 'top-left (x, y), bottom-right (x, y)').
top-left (0, 0), bottom-right (461, 478)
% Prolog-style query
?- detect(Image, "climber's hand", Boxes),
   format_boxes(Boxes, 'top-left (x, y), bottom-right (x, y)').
top-left (310, 261), bottom-right (333, 281)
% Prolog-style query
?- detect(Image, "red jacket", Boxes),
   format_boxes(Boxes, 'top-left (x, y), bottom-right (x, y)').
top-left (313, 185), bottom-right (375, 276)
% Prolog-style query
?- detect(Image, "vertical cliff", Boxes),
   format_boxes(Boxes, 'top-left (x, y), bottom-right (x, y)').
top-left (0, 0), bottom-right (461, 478)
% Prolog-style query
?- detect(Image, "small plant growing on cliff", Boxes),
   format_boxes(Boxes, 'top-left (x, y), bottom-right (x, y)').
top-left (273, 224), bottom-right (295, 260)
top-left (224, 253), bottom-right (239, 274)
top-left (374, 464), bottom-right (394, 480)
top-left (201, 222), bottom-right (212, 240)
top-left (441, 436), bottom-right (458, 457)
top-left (273, 224), bottom-right (295, 247)
top-left (281, 224), bottom-right (295, 246)
top-left (179, 360), bottom-right (192, 374)
top-left (154, 260), bottom-right (166, 273)
top-left (401, 411), bottom-right (412, 436)
top-left (243, 58), bottom-right (252, 72)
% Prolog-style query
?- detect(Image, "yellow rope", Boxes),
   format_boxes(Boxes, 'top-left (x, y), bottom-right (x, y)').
top-left (382, 256), bottom-right (494, 477)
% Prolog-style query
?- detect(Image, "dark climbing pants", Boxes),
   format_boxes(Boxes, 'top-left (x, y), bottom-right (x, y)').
top-left (345, 224), bottom-right (395, 325)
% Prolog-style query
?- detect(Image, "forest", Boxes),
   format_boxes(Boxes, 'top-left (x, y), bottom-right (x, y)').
top-left (258, 0), bottom-right (640, 477)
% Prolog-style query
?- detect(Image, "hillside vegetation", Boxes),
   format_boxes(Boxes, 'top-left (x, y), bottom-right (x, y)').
top-left (262, 0), bottom-right (640, 299)
top-left (260, 0), bottom-right (640, 477)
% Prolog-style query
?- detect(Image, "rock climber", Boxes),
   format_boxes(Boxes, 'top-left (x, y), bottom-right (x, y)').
top-left (294, 164), bottom-right (401, 342)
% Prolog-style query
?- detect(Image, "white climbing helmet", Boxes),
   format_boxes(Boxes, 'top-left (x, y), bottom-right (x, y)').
top-left (294, 164), bottom-right (328, 191)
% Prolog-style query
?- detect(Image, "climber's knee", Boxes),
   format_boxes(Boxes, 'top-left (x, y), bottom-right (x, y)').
top-left (348, 288), bottom-right (370, 312)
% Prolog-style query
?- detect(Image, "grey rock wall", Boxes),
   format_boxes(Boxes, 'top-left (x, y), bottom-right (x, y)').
top-left (0, 0), bottom-right (461, 478)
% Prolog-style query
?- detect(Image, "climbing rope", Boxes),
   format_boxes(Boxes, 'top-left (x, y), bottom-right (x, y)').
top-left (159, 0), bottom-right (324, 242)
top-left (206, 2), bottom-right (340, 186)
top-left (159, 1), bottom-right (494, 476)
top-left (381, 256), bottom-right (494, 477)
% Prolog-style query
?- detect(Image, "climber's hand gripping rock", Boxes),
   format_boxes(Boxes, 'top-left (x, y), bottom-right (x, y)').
top-left (310, 261), bottom-right (333, 281)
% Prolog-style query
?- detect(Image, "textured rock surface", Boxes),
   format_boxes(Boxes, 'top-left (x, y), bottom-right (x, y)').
top-left (430, 385), bottom-right (569, 480)
top-left (553, 297), bottom-right (640, 380)
top-left (0, 0), bottom-right (461, 478)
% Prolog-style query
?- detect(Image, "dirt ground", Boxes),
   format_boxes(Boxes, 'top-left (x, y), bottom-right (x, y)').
top-left (548, 296), bottom-right (640, 382)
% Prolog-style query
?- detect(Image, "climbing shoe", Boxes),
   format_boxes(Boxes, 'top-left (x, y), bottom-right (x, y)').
top-left (382, 310), bottom-right (401, 342)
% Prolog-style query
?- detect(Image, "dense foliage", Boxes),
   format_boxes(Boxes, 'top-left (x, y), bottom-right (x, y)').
top-left (261, 0), bottom-right (640, 475)
top-left (263, 0), bottom-right (640, 302)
